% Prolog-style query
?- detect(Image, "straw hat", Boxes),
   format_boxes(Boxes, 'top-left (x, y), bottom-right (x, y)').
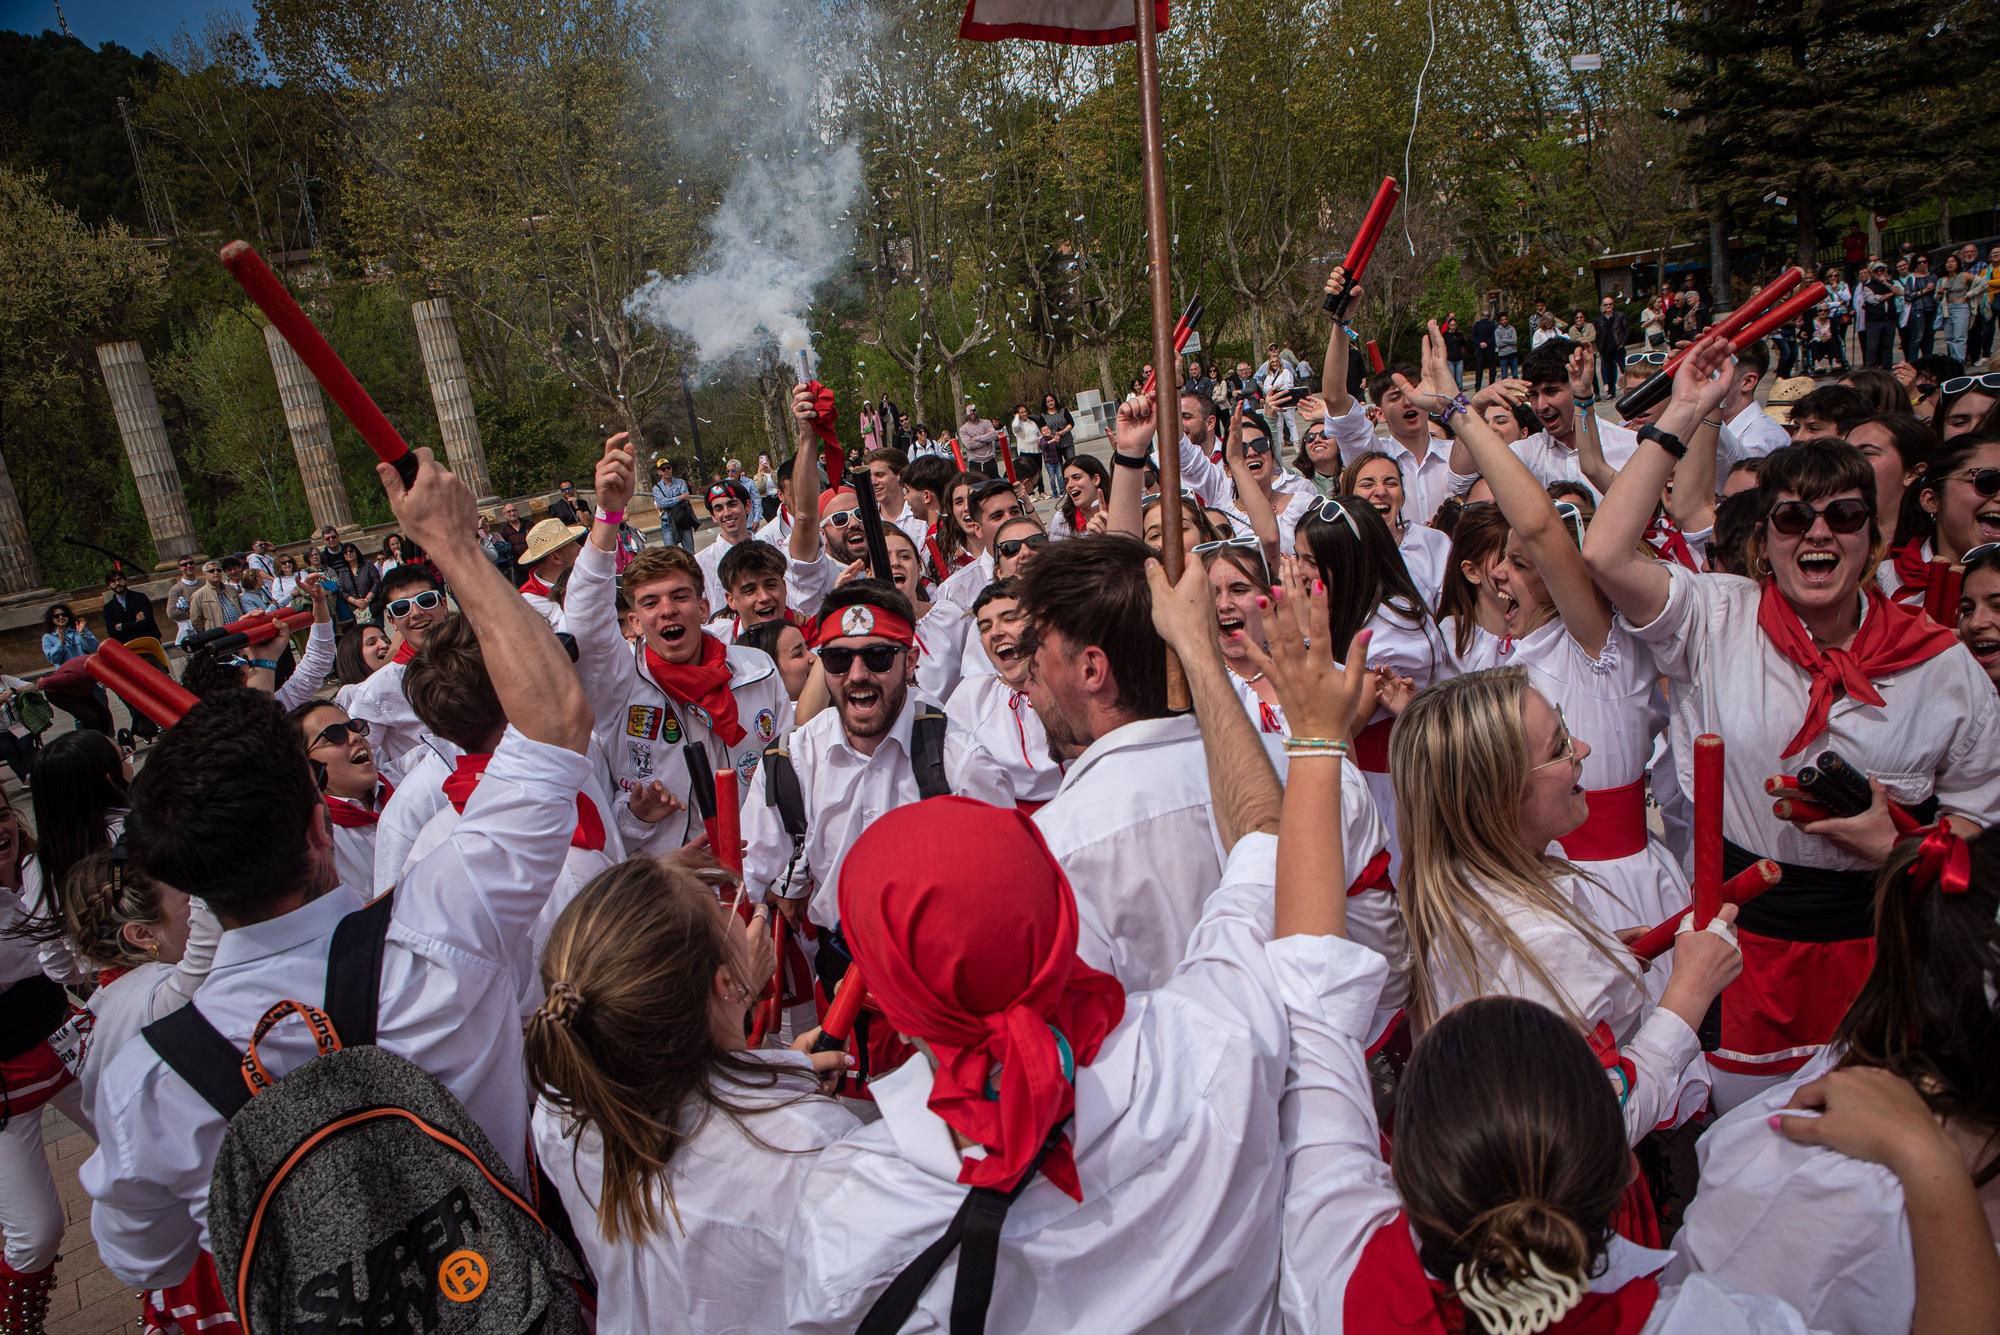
top-left (1764, 375), bottom-right (1816, 426)
top-left (520, 517), bottom-right (586, 566)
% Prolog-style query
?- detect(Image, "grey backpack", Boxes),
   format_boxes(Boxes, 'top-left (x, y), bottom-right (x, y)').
top-left (143, 892), bottom-right (587, 1334)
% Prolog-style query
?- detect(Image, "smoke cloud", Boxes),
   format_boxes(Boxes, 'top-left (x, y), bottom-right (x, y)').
top-left (626, 0), bottom-right (871, 372)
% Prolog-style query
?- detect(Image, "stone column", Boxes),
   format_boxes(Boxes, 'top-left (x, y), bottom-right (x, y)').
top-left (95, 340), bottom-right (197, 565)
top-left (0, 449), bottom-right (47, 596)
top-left (264, 325), bottom-right (355, 533)
top-left (411, 298), bottom-right (496, 500)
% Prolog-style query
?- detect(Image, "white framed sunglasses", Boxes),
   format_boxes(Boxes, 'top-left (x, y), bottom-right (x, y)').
top-left (1307, 496), bottom-right (1363, 541)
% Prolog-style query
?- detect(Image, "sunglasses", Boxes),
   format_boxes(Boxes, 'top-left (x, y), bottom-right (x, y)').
top-left (385, 589), bottom-right (444, 620)
top-left (1307, 496), bottom-right (1363, 541)
top-left (1244, 437), bottom-right (1275, 455)
top-left (1960, 541), bottom-right (1999, 564)
top-left (1766, 497), bottom-right (1872, 536)
top-left (1940, 467), bottom-right (2000, 500)
top-left (819, 643), bottom-right (907, 676)
top-left (1554, 500), bottom-right (1589, 541)
top-left (310, 718), bottom-right (370, 750)
top-left (996, 533), bottom-right (1049, 558)
top-left (1939, 373), bottom-right (2000, 397)
top-left (1624, 351), bottom-right (1667, 367)
top-left (823, 508), bottom-right (859, 528)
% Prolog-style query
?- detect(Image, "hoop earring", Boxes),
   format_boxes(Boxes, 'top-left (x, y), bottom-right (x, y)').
top-left (1755, 556), bottom-right (1773, 576)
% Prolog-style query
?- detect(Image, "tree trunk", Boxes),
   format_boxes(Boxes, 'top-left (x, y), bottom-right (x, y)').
top-left (946, 365), bottom-right (966, 419)
top-left (0, 447), bottom-right (47, 595)
top-left (909, 348), bottom-right (926, 425)
top-left (1795, 186), bottom-right (1820, 271)
top-left (1094, 345), bottom-right (1116, 401)
top-left (1707, 208), bottom-right (1735, 317)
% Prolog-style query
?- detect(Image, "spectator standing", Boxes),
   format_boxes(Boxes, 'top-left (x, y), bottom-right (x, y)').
top-left (1009, 404), bottom-right (1045, 496)
top-left (1183, 360), bottom-right (1216, 401)
top-left (333, 541), bottom-right (380, 628)
top-left (1441, 317), bottom-right (1467, 389)
top-left (1858, 260), bottom-right (1903, 369)
top-left (315, 524), bottom-right (344, 572)
top-left (1977, 241), bottom-right (2000, 363)
top-left (753, 454), bottom-right (779, 518)
top-left (1822, 268), bottom-right (1853, 368)
top-left (497, 501), bottom-right (532, 579)
top-left (1493, 313), bottom-right (1520, 377)
top-left (1037, 392), bottom-right (1076, 495)
top-left (1567, 308), bottom-right (1597, 382)
top-left (1639, 294), bottom-right (1666, 350)
top-left (1593, 294), bottom-right (1631, 391)
top-left (40, 604), bottom-right (98, 665)
top-left (549, 479), bottom-right (584, 526)
top-left (244, 539), bottom-right (277, 579)
top-left (650, 457), bottom-right (695, 552)
top-left (236, 565), bottom-right (275, 615)
top-left (858, 400), bottom-right (883, 454)
top-left (1254, 345), bottom-right (1298, 446)
top-left (475, 514), bottom-right (512, 572)
top-left (268, 556), bottom-right (302, 607)
top-left (1840, 222), bottom-right (1867, 281)
top-left (163, 554), bottom-right (200, 646)
top-left (1903, 254), bottom-right (1938, 359)
top-left (187, 559), bottom-right (242, 634)
top-left (1939, 251), bottom-right (1977, 361)
top-left (99, 569), bottom-right (160, 645)
top-left (1470, 310), bottom-right (1499, 387)
top-left (878, 395), bottom-right (906, 450)
top-left (957, 404), bottom-right (1001, 478)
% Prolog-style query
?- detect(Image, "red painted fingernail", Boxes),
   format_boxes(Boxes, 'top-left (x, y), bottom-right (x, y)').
top-left (1766, 1115), bottom-right (1783, 1131)
top-left (1256, 596), bottom-right (1269, 609)
top-left (1314, 580), bottom-right (1326, 595)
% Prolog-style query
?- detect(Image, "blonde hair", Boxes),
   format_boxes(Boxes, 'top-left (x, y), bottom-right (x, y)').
top-left (61, 849), bottom-right (163, 971)
top-left (1390, 668), bottom-right (1635, 1032)
top-left (522, 859), bottom-right (816, 1245)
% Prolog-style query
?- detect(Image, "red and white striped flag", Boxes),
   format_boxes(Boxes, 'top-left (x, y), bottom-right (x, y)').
top-left (959, 0), bottom-right (1170, 46)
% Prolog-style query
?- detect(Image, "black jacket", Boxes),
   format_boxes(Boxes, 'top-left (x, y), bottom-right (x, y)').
top-left (101, 588), bottom-right (160, 643)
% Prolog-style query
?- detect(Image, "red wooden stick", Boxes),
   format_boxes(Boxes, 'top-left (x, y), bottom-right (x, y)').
top-left (712, 777), bottom-right (743, 877)
top-left (219, 242), bottom-right (418, 486)
top-left (1630, 860), bottom-right (1781, 961)
top-left (1705, 267), bottom-right (1805, 350)
top-left (1728, 283), bottom-right (1829, 354)
top-left (1615, 269), bottom-right (1812, 419)
top-left (814, 970), bottom-right (868, 1052)
top-left (747, 912), bottom-right (787, 1048)
top-left (1140, 297), bottom-right (1201, 394)
top-left (1365, 340), bottom-right (1385, 374)
top-left (85, 638), bottom-right (199, 728)
top-left (1320, 178), bottom-right (1400, 318)
top-left (1692, 734), bottom-right (1725, 927)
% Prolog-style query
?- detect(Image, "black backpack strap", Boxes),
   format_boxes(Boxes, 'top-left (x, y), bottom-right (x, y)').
top-left (143, 1005), bottom-right (251, 1120)
top-left (763, 743), bottom-right (809, 842)
top-left (323, 890), bottom-right (396, 1048)
top-left (910, 705), bottom-right (952, 801)
top-left (855, 1120), bottom-right (1068, 1335)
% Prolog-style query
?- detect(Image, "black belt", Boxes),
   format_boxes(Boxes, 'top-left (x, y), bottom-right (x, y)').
top-left (1724, 840), bottom-right (1875, 943)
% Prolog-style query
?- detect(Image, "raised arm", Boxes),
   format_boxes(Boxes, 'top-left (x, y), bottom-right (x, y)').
top-left (271, 578), bottom-right (336, 712)
top-left (380, 448), bottom-right (588, 755)
top-left (1320, 266), bottom-right (1357, 418)
top-left (789, 385), bottom-right (825, 563)
top-left (1107, 393), bottom-right (1154, 541)
top-left (1145, 556), bottom-right (1281, 849)
top-left (1582, 335), bottom-right (1733, 627)
top-left (1665, 391), bottom-right (1725, 538)
top-left (1420, 326), bottom-right (1612, 655)
top-left (1221, 402), bottom-right (1281, 566)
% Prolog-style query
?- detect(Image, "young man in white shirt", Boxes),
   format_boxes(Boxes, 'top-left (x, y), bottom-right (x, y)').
top-left (1320, 266), bottom-right (1457, 526)
top-left (1450, 335), bottom-right (1639, 499)
top-left (1717, 337), bottom-right (1789, 469)
top-left (864, 447), bottom-right (928, 550)
top-left (578, 432), bottom-right (799, 855)
top-left (340, 564), bottom-right (453, 784)
top-left (932, 477), bottom-right (1025, 611)
top-left (695, 478), bottom-right (756, 610)
top-left (82, 445), bottom-right (593, 1295)
top-left (945, 578), bottom-right (1061, 808)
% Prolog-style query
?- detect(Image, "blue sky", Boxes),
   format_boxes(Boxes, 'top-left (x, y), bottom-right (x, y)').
top-left (1, 0), bottom-right (251, 54)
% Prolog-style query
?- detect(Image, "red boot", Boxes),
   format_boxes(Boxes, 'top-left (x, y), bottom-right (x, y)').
top-left (0, 1257), bottom-right (57, 1335)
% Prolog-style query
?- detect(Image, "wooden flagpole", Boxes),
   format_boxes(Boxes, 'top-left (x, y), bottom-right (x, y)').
top-left (1133, 0), bottom-right (1189, 709)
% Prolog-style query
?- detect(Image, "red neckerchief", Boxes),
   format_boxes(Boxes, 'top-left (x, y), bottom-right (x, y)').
top-left (1642, 513), bottom-right (1699, 571)
top-left (1889, 539), bottom-right (1933, 604)
top-left (1343, 1213), bottom-right (1660, 1335)
top-left (441, 754), bottom-right (604, 851)
top-left (520, 572), bottom-right (554, 599)
top-left (324, 780), bottom-right (395, 829)
top-left (1756, 581), bottom-right (1959, 757)
top-left (391, 639), bottom-right (417, 665)
top-left (643, 633), bottom-right (746, 746)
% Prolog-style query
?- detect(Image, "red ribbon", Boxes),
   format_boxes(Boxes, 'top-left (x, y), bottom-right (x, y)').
top-left (1908, 822), bottom-right (1971, 896)
top-left (802, 380), bottom-right (844, 482)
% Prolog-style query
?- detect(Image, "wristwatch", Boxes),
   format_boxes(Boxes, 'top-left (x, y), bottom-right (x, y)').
top-left (1636, 423), bottom-right (1687, 459)
top-left (1111, 452), bottom-right (1150, 469)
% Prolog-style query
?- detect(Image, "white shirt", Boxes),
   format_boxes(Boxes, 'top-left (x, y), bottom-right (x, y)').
top-left (885, 500), bottom-right (929, 553)
top-left (1036, 716), bottom-right (1305, 993)
top-left (1724, 400), bottom-right (1790, 468)
top-left (1428, 880), bottom-right (1708, 1144)
top-left (784, 837), bottom-right (1374, 1335)
top-left (933, 549), bottom-right (997, 612)
top-left (342, 660), bottom-right (444, 780)
top-left (1397, 522), bottom-right (1451, 606)
top-left (1274, 930), bottom-right (1819, 1335)
top-left (328, 812), bottom-right (379, 894)
top-left (1669, 1048), bottom-right (1989, 1335)
top-left (1450, 417), bottom-right (1642, 501)
top-left (741, 694), bottom-right (1014, 919)
top-left (914, 599), bottom-right (969, 703)
top-left (568, 541), bottom-right (793, 854)
top-left (754, 510), bottom-right (793, 549)
top-left (535, 1052), bottom-right (857, 1335)
top-left (75, 902), bottom-right (221, 1127)
top-left (371, 743), bottom-right (453, 892)
top-left (1327, 408), bottom-right (1458, 531)
top-left (83, 727), bottom-right (589, 1287)
top-left (269, 619), bottom-right (335, 706)
top-left (696, 532), bottom-right (747, 612)
top-left (944, 672), bottom-right (1063, 804)
top-left (521, 583), bottom-right (565, 632)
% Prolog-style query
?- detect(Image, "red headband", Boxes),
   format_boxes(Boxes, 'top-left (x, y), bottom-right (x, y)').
top-left (806, 601), bottom-right (915, 649)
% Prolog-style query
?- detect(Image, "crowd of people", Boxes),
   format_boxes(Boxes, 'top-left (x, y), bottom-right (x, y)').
top-left (1, 241), bottom-right (1999, 1335)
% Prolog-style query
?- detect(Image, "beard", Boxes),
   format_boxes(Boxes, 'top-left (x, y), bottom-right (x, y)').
top-left (1033, 682), bottom-right (1091, 762)
top-left (835, 674), bottom-right (908, 741)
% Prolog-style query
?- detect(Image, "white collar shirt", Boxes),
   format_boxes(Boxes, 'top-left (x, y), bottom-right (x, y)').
top-left (535, 1052), bottom-right (857, 1335)
top-left (740, 694), bottom-right (1014, 919)
top-left (944, 671), bottom-right (1063, 804)
top-left (784, 837), bottom-right (1380, 1335)
top-left (696, 532), bottom-right (746, 611)
top-left (754, 510), bottom-right (792, 548)
top-left (932, 549), bottom-right (996, 612)
top-left (1450, 419), bottom-right (1641, 501)
top-left (342, 661), bottom-right (449, 780)
top-left (370, 743), bottom-right (453, 893)
top-left (886, 500), bottom-right (928, 552)
top-left (82, 727), bottom-right (591, 1288)
top-left (1724, 401), bottom-right (1790, 468)
top-left (915, 599), bottom-right (969, 703)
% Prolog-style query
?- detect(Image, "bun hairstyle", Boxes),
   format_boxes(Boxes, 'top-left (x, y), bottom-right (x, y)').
top-left (1394, 997), bottom-right (1630, 1333)
top-left (60, 848), bottom-right (164, 972)
top-left (1834, 826), bottom-right (2000, 1183)
top-left (522, 858), bottom-right (817, 1245)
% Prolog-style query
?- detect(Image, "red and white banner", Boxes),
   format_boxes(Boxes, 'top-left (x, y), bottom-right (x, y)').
top-left (959, 0), bottom-right (1170, 46)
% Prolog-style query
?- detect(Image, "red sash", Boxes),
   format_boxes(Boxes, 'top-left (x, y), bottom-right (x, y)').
top-left (1556, 779), bottom-right (1648, 861)
top-left (143, 1249), bottom-right (243, 1335)
top-left (442, 754), bottom-right (605, 852)
top-left (324, 780), bottom-right (394, 829)
top-left (1347, 848), bottom-right (1394, 897)
top-left (519, 572), bottom-right (554, 599)
top-left (644, 634), bottom-right (746, 747)
top-left (1353, 716), bottom-right (1394, 773)
top-left (1711, 931), bottom-right (1874, 1075)
top-left (1343, 1214), bottom-right (1660, 1335)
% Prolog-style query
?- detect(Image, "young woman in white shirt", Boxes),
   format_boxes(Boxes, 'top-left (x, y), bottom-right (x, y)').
top-left (1047, 455), bottom-right (1111, 540)
top-left (1584, 335), bottom-right (2000, 1109)
top-left (1434, 501), bottom-right (1514, 672)
top-left (1391, 668), bottom-right (1739, 1164)
top-left (1957, 545), bottom-right (2000, 691)
top-left (1342, 449), bottom-right (1452, 604)
top-left (1670, 827), bottom-right (2000, 1335)
top-left (525, 858), bottom-right (854, 1335)
top-left (1407, 331), bottom-right (1688, 942)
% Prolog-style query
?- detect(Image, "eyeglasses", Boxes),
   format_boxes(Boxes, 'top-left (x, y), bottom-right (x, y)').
top-left (1307, 496), bottom-right (1363, 541)
top-left (385, 589), bottom-right (444, 620)
top-left (1193, 534), bottom-right (1260, 555)
top-left (1939, 373), bottom-right (2000, 397)
top-left (1940, 467), bottom-right (2000, 500)
top-left (1529, 705), bottom-right (1580, 772)
top-left (51, 611), bottom-right (70, 621)
top-left (996, 533), bottom-right (1049, 559)
top-left (309, 718), bottom-right (370, 750)
top-left (1766, 497), bottom-right (1872, 536)
top-left (823, 508), bottom-right (859, 528)
top-left (1244, 437), bottom-right (1275, 455)
top-left (819, 643), bottom-right (907, 675)
top-left (1624, 351), bottom-right (1667, 367)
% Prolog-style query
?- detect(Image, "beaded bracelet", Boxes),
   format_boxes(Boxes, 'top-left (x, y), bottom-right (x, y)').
top-left (1439, 393), bottom-right (1473, 426)
top-left (1283, 737), bottom-right (1351, 757)
top-left (1573, 395), bottom-right (1597, 409)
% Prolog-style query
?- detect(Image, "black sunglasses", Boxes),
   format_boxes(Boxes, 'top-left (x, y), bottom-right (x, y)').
top-left (1244, 437), bottom-right (1274, 455)
top-left (1939, 373), bottom-right (2000, 397)
top-left (385, 589), bottom-right (444, 620)
top-left (996, 534), bottom-right (1049, 558)
top-left (819, 643), bottom-right (907, 676)
top-left (310, 718), bottom-right (370, 750)
top-left (1766, 498), bottom-right (1872, 536)
top-left (1941, 467), bottom-right (2000, 500)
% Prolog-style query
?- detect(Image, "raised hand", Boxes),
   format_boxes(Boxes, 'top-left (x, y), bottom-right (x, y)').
top-left (1323, 265), bottom-right (1361, 305)
top-left (378, 447), bottom-right (476, 558)
top-left (1296, 394), bottom-right (1329, 427)
top-left (1667, 334), bottom-right (1736, 416)
top-left (1471, 377), bottom-right (1529, 413)
top-left (1567, 343), bottom-right (1596, 400)
top-left (596, 432), bottom-right (637, 515)
top-left (1113, 390), bottom-right (1158, 459)
top-left (1143, 554), bottom-right (1219, 657)
top-left (1418, 320), bottom-right (1456, 396)
top-left (628, 779), bottom-right (684, 825)
top-left (1234, 558), bottom-right (1372, 741)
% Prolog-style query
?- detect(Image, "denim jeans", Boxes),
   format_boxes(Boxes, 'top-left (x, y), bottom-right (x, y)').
top-left (1944, 304), bottom-right (1971, 361)
top-left (1448, 361), bottom-right (1464, 389)
top-left (1498, 354), bottom-right (1520, 378)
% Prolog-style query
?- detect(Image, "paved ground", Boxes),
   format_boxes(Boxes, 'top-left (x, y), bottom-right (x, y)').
top-left (36, 1107), bottom-right (143, 1333)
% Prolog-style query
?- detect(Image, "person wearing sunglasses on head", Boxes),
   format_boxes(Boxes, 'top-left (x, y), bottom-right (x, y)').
top-left (288, 701), bottom-right (389, 891)
top-left (1408, 322), bottom-right (1694, 955)
top-left (1882, 429), bottom-right (2000, 623)
top-left (1935, 371), bottom-right (2000, 441)
top-left (1585, 333), bottom-right (2000, 1114)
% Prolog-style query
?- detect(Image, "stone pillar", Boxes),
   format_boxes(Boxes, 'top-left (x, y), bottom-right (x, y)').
top-left (411, 298), bottom-right (496, 500)
top-left (264, 324), bottom-right (355, 533)
top-left (95, 340), bottom-right (197, 565)
top-left (0, 449), bottom-right (47, 596)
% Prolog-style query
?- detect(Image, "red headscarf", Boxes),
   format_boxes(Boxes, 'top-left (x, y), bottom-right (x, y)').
top-left (643, 633), bottom-right (745, 747)
top-left (837, 797), bottom-right (1125, 1201)
top-left (1756, 581), bottom-right (1959, 757)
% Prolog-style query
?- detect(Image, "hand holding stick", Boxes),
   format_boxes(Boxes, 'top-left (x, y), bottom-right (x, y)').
top-left (1321, 178), bottom-right (1400, 319)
